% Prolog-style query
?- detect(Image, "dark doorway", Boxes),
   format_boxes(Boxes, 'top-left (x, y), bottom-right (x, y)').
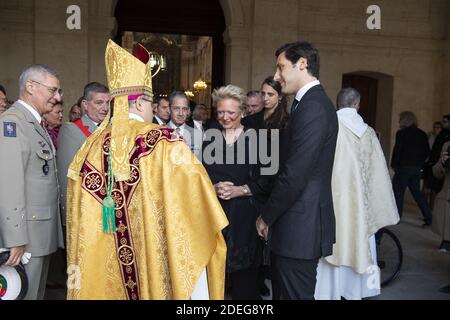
top-left (114, 0), bottom-right (226, 90)
top-left (342, 74), bottom-right (378, 129)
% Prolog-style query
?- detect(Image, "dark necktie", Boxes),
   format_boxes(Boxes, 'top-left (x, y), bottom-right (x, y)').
top-left (291, 99), bottom-right (300, 113)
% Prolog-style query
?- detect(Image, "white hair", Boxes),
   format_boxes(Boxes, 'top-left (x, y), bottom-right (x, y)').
top-left (212, 84), bottom-right (246, 112)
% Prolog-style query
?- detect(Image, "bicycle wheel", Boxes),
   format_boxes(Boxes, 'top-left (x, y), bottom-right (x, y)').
top-left (376, 228), bottom-right (403, 287)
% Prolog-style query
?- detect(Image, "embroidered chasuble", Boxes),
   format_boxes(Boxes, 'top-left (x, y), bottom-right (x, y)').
top-left (66, 121), bottom-right (228, 299)
top-left (325, 121), bottom-right (399, 273)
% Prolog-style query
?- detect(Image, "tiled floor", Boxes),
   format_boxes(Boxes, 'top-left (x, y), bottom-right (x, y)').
top-left (44, 205), bottom-right (450, 300)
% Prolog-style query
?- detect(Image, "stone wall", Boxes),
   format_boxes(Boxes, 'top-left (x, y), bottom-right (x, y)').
top-left (0, 0), bottom-right (114, 119)
top-left (0, 0), bottom-right (449, 154)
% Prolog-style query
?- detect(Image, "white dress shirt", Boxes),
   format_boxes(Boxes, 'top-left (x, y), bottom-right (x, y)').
top-left (153, 115), bottom-right (165, 125)
top-left (294, 79), bottom-right (321, 106)
top-left (167, 121), bottom-right (189, 136)
top-left (193, 119), bottom-right (204, 132)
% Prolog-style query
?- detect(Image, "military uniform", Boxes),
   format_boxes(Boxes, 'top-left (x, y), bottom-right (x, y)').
top-left (56, 115), bottom-right (97, 225)
top-left (0, 101), bottom-right (63, 299)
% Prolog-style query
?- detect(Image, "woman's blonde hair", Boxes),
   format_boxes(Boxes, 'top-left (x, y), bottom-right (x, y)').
top-left (212, 84), bottom-right (246, 112)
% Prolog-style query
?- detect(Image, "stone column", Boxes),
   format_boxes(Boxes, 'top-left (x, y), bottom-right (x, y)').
top-left (88, 14), bottom-right (116, 84)
top-left (223, 26), bottom-right (251, 90)
top-left (32, 0), bottom-right (91, 113)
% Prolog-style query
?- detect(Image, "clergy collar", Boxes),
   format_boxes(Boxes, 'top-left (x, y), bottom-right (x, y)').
top-left (129, 113), bottom-right (144, 122)
top-left (337, 107), bottom-right (368, 138)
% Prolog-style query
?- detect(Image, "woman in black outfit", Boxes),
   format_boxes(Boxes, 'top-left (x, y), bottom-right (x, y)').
top-left (244, 76), bottom-right (290, 198)
top-left (202, 84), bottom-right (262, 300)
top-left (242, 77), bottom-right (289, 298)
top-left (391, 111), bottom-right (432, 226)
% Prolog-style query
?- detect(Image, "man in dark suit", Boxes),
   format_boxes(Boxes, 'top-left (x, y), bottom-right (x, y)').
top-left (152, 97), bottom-right (170, 125)
top-left (256, 41), bottom-right (338, 300)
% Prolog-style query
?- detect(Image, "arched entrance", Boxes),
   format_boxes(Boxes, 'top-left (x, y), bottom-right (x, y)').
top-left (342, 72), bottom-right (394, 157)
top-left (113, 0), bottom-right (226, 91)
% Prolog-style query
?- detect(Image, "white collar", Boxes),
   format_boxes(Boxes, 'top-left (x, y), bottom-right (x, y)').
top-left (295, 80), bottom-right (321, 103)
top-left (337, 108), bottom-right (368, 138)
top-left (154, 115), bottom-right (165, 125)
top-left (129, 113), bottom-right (144, 122)
top-left (193, 119), bottom-right (203, 129)
top-left (167, 121), bottom-right (186, 131)
top-left (18, 99), bottom-right (41, 124)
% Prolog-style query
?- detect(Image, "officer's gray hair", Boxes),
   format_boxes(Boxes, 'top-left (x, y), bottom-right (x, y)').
top-left (336, 87), bottom-right (360, 110)
top-left (19, 64), bottom-right (59, 94)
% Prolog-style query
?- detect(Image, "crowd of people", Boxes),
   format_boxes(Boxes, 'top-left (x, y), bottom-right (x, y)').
top-left (0, 39), bottom-right (448, 300)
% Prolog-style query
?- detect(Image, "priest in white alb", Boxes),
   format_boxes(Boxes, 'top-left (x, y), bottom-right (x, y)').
top-left (314, 87), bottom-right (399, 300)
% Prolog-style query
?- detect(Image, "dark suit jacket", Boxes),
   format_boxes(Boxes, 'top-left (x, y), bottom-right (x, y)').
top-left (152, 116), bottom-right (165, 125)
top-left (242, 110), bottom-right (265, 130)
top-left (261, 85), bottom-right (338, 260)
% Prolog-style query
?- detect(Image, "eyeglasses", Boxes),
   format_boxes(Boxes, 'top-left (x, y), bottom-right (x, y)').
top-left (30, 80), bottom-right (63, 97)
top-left (141, 97), bottom-right (153, 103)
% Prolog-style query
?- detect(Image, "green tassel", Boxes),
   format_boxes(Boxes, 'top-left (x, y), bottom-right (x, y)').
top-left (103, 152), bottom-right (116, 233)
top-left (102, 196), bottom-right (116, 233)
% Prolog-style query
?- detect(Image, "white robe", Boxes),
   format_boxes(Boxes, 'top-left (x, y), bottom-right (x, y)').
top-left (315, 109), bottom-right (399, 300)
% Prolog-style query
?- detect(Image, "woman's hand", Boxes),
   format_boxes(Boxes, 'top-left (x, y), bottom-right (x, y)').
top-left (215, 182), bottom-right (251, 200)
top-left (215, 181), bottom-right (234, 200)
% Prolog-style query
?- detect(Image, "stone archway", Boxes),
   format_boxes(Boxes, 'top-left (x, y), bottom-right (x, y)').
top-left (342, 71), bottom-right (394, 158)
top-left (88, 0), bottom-right (249, 94)
top-left (113, 0), bottom-right (226, 91)
top-left (218, 0), bottom-right (251, 89)
top-left (106, 0), bottom-right (249, 90)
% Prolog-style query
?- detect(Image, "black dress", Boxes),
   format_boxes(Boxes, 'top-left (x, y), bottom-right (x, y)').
top-left (243, 111), bottom-right (290, 206)
top-left (202, 128), bottom-right (262, 274)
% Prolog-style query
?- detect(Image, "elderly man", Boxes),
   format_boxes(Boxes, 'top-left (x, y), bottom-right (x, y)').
top-left (314, 87), bottom-right (399, 300)
top-left (57, 82), bottom-right (110, 226)
top-left (0, 64), bottom-right (64, 299)
top-left (167, 91), bottom-right (203, 159)
top-left (246, 90), bottom-right (264, 116)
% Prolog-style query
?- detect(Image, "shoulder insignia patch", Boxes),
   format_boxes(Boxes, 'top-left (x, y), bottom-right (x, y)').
top-left (3, 122), bottom-right (17, 137)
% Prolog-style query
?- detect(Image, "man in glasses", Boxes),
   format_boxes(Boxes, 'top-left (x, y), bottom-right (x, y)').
top-left (0, 64), bottom-right (64, 299)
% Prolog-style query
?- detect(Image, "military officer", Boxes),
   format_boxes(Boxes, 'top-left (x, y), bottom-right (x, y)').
top-left (0, 64), bottom-right (64, 300)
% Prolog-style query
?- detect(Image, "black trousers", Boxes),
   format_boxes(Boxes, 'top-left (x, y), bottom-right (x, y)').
top-left (228, 267), bottom-right (261, 300)
top-left (271, 253), bottom-right (319, 300)
top-left (392, 166), bottom-right (432, 223)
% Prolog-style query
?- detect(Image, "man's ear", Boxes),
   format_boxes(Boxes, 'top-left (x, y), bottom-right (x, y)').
top-left (25, 80), bottom-right (35, 95)
top-left (136, 97), bottom-right (145, 112)
top-left (298, 57), bottom-right (308, 71)
top-left (81, 99), bottom-right (88, 113)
